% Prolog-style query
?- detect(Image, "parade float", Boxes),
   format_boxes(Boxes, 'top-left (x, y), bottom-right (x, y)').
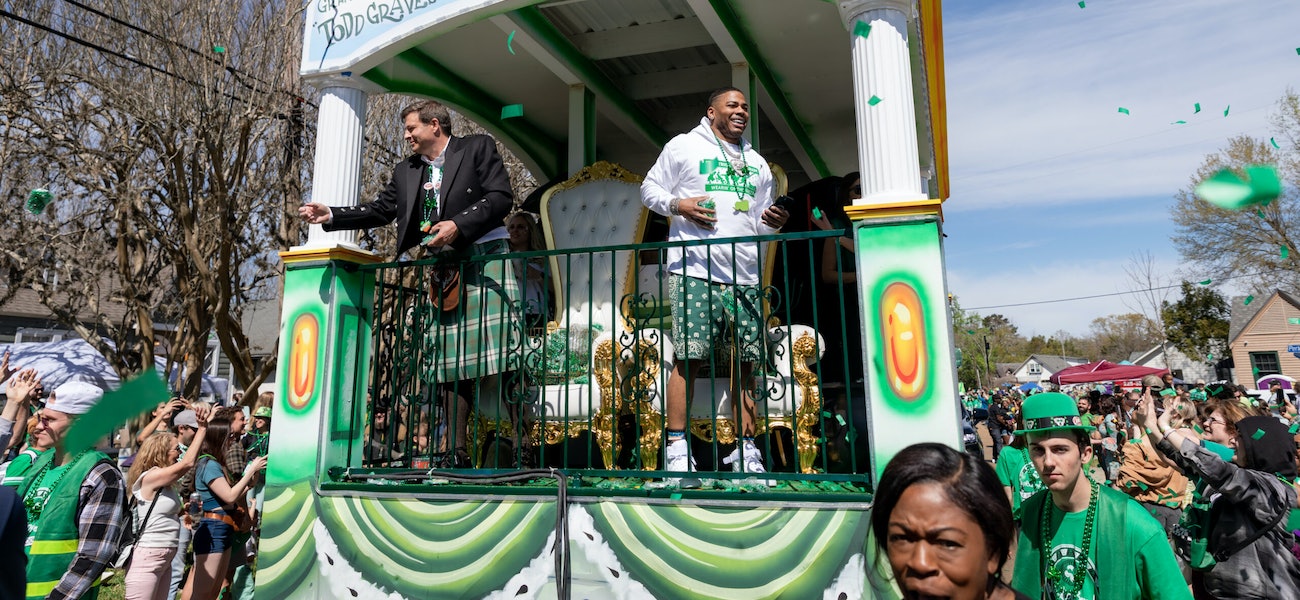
top-left (262, 1), bottom-right (958, 598)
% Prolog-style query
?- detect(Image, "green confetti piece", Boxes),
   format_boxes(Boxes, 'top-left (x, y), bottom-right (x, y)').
top-left (822, 411), bottom-right (832, 418)
top-left (1271, 137), bottom-right (1281, 149)
top-left (1296, 48), bottom-right (1300, 55)
top-left (1192, 425), bottom-right (1204, 434)
top-left (1244, 295), bottom-right (1254, 305)
top-left (845, 429), bottom-right (858, 442)
top-left (1172, 120), bottom-right (1186, 124)
top-left (1223, 105), bottom-right (1230, 117)
top-left (1282, 246), bottom-right (1290, 259)
top-left (835, 414), bottom-right (846, 426)
top-left (1257, 208), bottom-right (1267, 219)
top-left (500, 104), bottom-right (524, 119)
top-left (1117, 107), bottom-right (1130, 115)
top-left (1198, 278), bottom-right (1212, 285)
top-left (1194, 103), bottom-right (1201, 114)
top-left (812, 207), bottom-right (823, 220)
top-left (1206, 353), bottom-right (1213, 360)
top-left (212, 45), bottom-right (225, 54)
top-left (699, 158), bottom-right (724, 174)
top-left (868, 95), bottom-right (882, 106)
top-left (63, 369), bottom-right (170, 454)
top-left (733, 200), bottom-right (750, 211)
top-left (26, 188), bottom-right (52, 214)
top-left (966, 329), bottom-right (975, 334)
top-left (853, 20), bottom-right (871, 39)
top-left (1077, 0), bottom-right (1085, 7)
top-left (1194, 165), bottom-right (1282, 210)
top-left (1289, 423), bottom-right (1299, 434)
top-left (1251, 428), bottom-right (1265, 440)
top-left (1289, 317), bottom-right (1300, 325)
top-left (670, 493), bottom-right (682, 500)
top-left (1209, 386), bottom-right (1223, 395)
top-left (507, 30), bottom-right (516, 55)
top-left (1137, 481), bottom-right (1148, 490)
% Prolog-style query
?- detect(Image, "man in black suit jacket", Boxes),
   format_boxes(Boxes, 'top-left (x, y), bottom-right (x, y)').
top-left (300, 100), bottom-right (513, 255)
top-left (300, 100), bottom-right (518, 468)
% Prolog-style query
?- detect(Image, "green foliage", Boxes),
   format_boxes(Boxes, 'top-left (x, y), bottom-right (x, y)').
top-left (1162, 281), bottom-right (1230, 363)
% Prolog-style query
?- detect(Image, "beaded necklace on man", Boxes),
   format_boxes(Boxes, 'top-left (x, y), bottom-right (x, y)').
top-left (419, 160), bottom-right (444, 229)
top-left (1041, 480), bottom-right (1099, 597)
top-left (23, 449), bottom-right (90, 526)
top-left (712, 133), bottom-right (750, 203)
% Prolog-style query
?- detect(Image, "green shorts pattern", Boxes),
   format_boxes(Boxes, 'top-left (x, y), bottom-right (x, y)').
top-left (669, 273), bottom-right (766, 363)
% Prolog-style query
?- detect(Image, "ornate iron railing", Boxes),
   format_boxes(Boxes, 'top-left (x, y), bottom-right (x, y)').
top-left (344, 229), bottom-right (870, 489)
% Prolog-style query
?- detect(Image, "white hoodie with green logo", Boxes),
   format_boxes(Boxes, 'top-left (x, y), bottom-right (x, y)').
top-left (641, 117), bottom-right (776, 285)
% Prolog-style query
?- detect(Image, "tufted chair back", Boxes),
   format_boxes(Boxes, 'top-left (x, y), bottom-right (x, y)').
top-left (539, 162), bottom-right (648, 334)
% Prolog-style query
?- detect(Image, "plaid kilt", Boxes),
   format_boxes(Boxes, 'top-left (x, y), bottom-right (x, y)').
top-left (424, 239), bottom-right (523, 382)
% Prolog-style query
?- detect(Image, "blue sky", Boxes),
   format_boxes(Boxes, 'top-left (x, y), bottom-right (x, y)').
top-left (939, 0), bottom-right (1298, 336)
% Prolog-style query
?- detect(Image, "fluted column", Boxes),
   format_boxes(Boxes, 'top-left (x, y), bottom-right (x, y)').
top-left (840, 0), bottom-right (926, 205)
top-left (304, 84), bottom-right (368, 248)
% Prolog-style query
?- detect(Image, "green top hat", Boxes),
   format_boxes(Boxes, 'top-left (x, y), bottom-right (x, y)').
top-left (253, 406), bottom-right (272, 419)
top-left (1015, 392), bottom-right (1093, 435)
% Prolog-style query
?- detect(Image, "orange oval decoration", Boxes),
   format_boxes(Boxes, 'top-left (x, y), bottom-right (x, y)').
top-left (287, 314), bottom-right (319, 410)
top-left (880, 282), bottom-right (927, 401)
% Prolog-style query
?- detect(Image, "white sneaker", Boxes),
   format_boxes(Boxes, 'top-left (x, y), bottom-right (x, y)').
top-left (723, 440), bottom-right (768, 475)
top-left (664, 440), bottom-right (696, 473)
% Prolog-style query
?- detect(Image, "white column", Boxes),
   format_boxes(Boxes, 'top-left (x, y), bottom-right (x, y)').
top-left (731, 64), bottom-right (758, 151)
top-left (568, 84), bottom-right (594, 174)
top-left (840, 0), bottom-right (926, 205)
top-left (304, 84), bottom-right (368, 248)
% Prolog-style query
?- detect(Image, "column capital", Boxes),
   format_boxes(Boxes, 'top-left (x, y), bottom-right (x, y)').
top-left (304, 72), bottom-right (385, 95)
top-left (838, 0), bottom-right (914, 25)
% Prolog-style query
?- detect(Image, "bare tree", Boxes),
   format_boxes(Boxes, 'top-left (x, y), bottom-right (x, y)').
top-left (1123, 250), bottom-right (1175, 365)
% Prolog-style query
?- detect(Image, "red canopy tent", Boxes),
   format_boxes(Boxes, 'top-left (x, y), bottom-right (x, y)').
top-left (1050, 360), bottom-right (1168, 385)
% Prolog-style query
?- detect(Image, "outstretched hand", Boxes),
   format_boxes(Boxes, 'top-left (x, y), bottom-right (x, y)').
top-left (0, 350), bottom-right (11, 383)
top-left (298, 202), bottom-right (332, 225)
top-left (5, 369), bottom-right (40, 406)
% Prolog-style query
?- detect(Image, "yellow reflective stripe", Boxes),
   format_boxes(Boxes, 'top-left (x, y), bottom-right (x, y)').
top-left (25, 574), bottom-right (98, 598)
top-left (29, 538), bottom-right (78, 554)
top-left (26, 579), bottom-right (57, 597)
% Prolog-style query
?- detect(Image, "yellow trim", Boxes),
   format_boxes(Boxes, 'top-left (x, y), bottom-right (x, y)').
top-left (279, 246), bottom-right (385, 266)
top-left (843, 198), bottom-right (944, 221)
top-left (29, 538), bottom-right (78, 555)
top-left (25, 574), bottom-right (96, 598)
top-left (919, 0), bottom-right (949, 201)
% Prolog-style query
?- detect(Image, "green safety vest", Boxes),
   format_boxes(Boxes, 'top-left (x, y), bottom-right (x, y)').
top-left (17, 450), bottom-right (112, 600)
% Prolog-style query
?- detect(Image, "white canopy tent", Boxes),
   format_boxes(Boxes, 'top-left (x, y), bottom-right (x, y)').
top-left (0, 339), bottom-right (229, 399)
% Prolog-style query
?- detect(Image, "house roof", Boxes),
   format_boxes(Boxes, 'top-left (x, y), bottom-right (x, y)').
top-left (995, 362), bottom-right (1020, 376)
top-left (0, 287), bottom-right (130, 323)
top-left (239, 299), bottom-right (281, 356)
top-left (1022, 354), bottom-right (1089, 374)
top-left (1228, 290), bottom-right (1300, 345)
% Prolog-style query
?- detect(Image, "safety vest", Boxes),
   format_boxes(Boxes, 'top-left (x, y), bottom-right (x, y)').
top-left (17, 451), bottom-right (112, 600)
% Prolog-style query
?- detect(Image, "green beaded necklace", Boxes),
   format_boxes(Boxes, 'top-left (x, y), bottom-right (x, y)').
top-left (1041, 480), bottom-right (1098, 598)
top-left (419, 161), bottom-right (443, 229)
top-left (22, 450), bottom-right (90, 525)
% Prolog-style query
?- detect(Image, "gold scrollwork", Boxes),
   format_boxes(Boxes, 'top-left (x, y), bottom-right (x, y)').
top-left (789, 333), bottom-right (824, 473)
top-left (550, 161), bottom-right (644, 192)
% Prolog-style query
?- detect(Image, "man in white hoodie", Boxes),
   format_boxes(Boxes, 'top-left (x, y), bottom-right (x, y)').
top-left (641, 87), bottom-right (789, 476)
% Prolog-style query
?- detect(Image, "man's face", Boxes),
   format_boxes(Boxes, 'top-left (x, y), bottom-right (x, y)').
top-left (706, 91), bottom-right (749, 143)
top-left (403, 112), bottom-right (440, 156)
top-left (1076, 398), bottom-right (1090, 413)
top-left (1028, 431), bottom-right (1091, 493)
top-left (177, 425), bottom-right (196, 446)
top-left (1123, 393), bottom-right (1140, 410)
top-left (34, 408), bottom-right (74, 450)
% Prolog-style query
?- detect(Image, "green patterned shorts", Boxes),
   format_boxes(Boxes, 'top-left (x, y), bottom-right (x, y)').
top-left (669, 273), bottom-right (765, 363)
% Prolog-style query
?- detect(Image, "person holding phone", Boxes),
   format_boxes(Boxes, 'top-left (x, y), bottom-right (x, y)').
top-left (641, 87), bottom-right (789, 477)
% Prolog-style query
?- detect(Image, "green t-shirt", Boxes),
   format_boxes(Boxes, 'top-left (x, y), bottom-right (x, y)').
top-left (1042, 507), bottom-right (1098, 599)
top-left (1, 448), bottom-right (52, 488)
top-left (996, 446), bottom-right (1045, 519)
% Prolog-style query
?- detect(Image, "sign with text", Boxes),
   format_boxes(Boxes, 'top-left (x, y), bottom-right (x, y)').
top-left (301, 0), bottom-right (527, 75)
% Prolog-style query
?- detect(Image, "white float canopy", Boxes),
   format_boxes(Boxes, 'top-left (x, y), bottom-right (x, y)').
top-left (300, 0), bottom-right (948, 195)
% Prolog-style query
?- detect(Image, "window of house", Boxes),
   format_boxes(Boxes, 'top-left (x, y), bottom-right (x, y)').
top-left (1027, 363), bottom-right (1041, 375)
top-left (1249, 352), bottom-right (1281, 378)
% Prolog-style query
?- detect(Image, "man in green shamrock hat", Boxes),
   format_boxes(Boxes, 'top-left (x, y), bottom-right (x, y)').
top-left (1011, 392), bottom-right (1189, 599)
